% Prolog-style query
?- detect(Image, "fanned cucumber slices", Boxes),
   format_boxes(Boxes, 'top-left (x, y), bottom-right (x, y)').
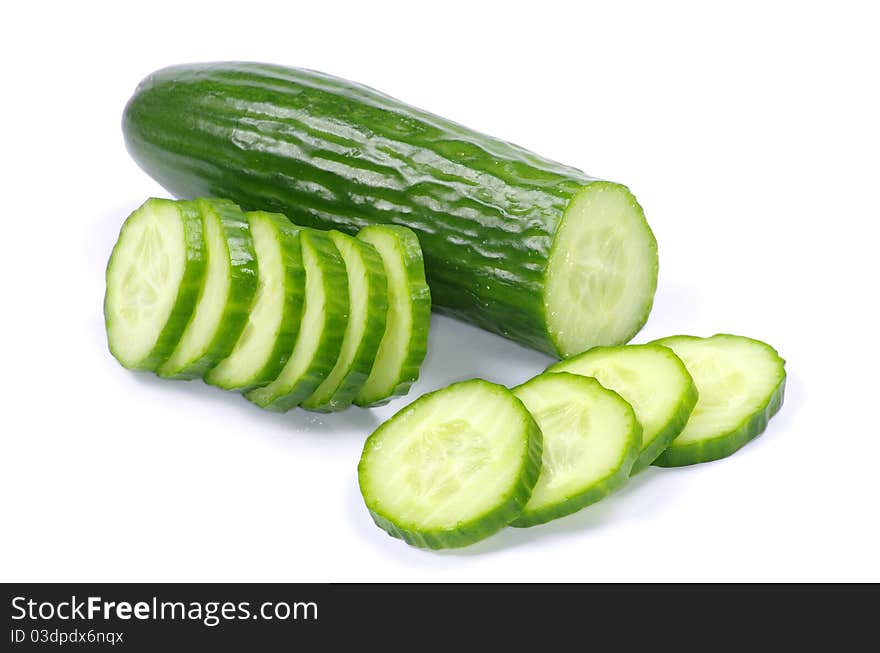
top-left (105, 199), bottom-right (431, 410)
top-left (511, 373), bottom-right (641, 527)
top-left (358, 379), bottom-right (542, 549)
top-left (547, 344), bottom-right (697, 473)
top-left (649, 334), bottom-right (786, 467)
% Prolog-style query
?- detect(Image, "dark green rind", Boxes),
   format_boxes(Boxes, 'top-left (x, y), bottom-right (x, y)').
top-left (121, 62), bottom-right (655, 356)
top-left (105, 198), bottom-right (207, 371)
top-left (354, 225), bottom-right (431, 407)
top-left (510, 373), bottom-right (641, 528)
top-left (359, 379), bottom-right (543, 549)
top-left (204, 211), bottom-right (305, 392)
top-left (546, 344), bottom-right (698, 474)
top-left (159, 198), bottom-right (258, 379)
top-left (649, 335), bottom-right (787, 467)
top-left (246, 229), bottom-right (349, 411)
top-left (301, 234), bottom-right (388, 412)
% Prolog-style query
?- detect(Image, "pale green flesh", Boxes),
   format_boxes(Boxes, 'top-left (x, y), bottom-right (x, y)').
top-left (304, 233), bottom-right (369, 406)
top-left (247, 242), bottom-right (326, 405)
top-left (206, 214), bottom-right (285, 388)
top-left (105, 201), bottom-right (186, 367)
top-left (158, 203), bottom-right (230, 376)
top-left (655, 335), bottom-right (785, 447)
top-left (355, 230), bottom-right (411, 402)
top-left (549, 345), bottom-right (691, 461)
top-left (513, 374), bottom-right (638, 517)
top-left (545, 183), bottom-right (657, 357)
top-left (361, 383), bottom-right (529, 530)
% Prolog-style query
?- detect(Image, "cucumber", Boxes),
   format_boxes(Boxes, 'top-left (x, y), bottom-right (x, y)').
top-left (547, 344), bottom-right (698, 473)
top-left (205, 211), bottom-right (305, 391)
top-left (246, 229), bottom-right (349, 411)
top-left (105, 198), bottom-right (206, 371)
top-left (158, 198), bottom-right (258, 379)
top-left (649, 334), bottom-right (786, 467)
top-left (354, 225), bottom-right (431, 407)
top-left (358, 379), bottom-right (542, 548)
top-left (301, 232), bottom-right (388, 412)
top-left (122, 62), bottom-right (658, 357)
top-left (510, 373), bottom-right (641, 527)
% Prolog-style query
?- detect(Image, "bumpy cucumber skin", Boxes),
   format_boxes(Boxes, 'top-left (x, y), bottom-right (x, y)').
top-left (546, 344), bottom-right (698, 474)
top-left (649, 335), bottom-right (787, 467)
top-left (204, 211), bottom-right (305, 392)
top-left (359, 379), bottom-right (543, 549)
top-left (354, 225), bottom-right (431, 407)
top-left (105, 198), bottom-right (207, 371)
top-left (301, 235), bottom-right (388, 412)
top-left (246, 229), bottom-right (349, 411)
top-left (159, 198), bottom-right (258, 380)
top-left (122, 62), bottom-right (655, 356)
top-left (510, 373), bottom-right (641, 528)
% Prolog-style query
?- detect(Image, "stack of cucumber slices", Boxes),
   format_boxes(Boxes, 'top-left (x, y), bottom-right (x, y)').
top-left (104, 198), bottom-right (431, 411)
top-left (359, 334), bottom-right (786, 548)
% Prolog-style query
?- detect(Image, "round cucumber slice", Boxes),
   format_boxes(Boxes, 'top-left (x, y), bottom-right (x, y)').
top-left (246, 229), bottom-right (349, 412)
top-left (301, 232), bottom-right (388, 412)
top-left (205, 211), bottom-right (305, 391)
top-left (359, 379), bottom-right (542, 549)
top-left (649, 334), bottom-right (786, 467)
top-left (547, 344), bottom-right (698, 473)
top-left (511, 372), bottom-right (641, 527)
top-left (354, 225), bottom-right (431, 407)
top-left (158, 198), bottom-right (258, 379)
top-left (544, 182), bottom-right (658, 357)
top-left (105, 198), bottom-right (206, 371)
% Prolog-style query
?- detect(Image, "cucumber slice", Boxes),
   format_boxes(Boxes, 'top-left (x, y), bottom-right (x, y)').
top-left (354, 225), bottom-right (431, 407)
top-left (511, 372), bottom-right (641, 527)
top-left (301, 232), bottom-right (388, 412)
top-left (649, 334), bottom-right (786, 467)
top-left (158, 198), bottom-right (258, 379)
top-left (105, 198), bottom-right (206, 371)
top-left (547, 344), bottom-right (698, 473)
top-left (358, 379), bottom-right (542, 549)
top-left (205, 211), bottom-right (305, 391)
top-left (246, 229), bottom-right (349, 411)
top-left (545, 183), bottom-right (658, 357)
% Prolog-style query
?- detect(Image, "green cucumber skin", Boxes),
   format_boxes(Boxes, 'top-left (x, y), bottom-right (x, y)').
top-left (650, 335), bottom-right (787, 467)
top-left (205, 211), bottom-right (305, 392)
top-left (360, 379), bottom-right (543, 549)
top-left (353, 225), bottom-right (431, 408)
top-left (247, 229), bottom-right (349, 412)
top-left (546, 344), bottom-right (699, 474)
top-left (122, 62), bottom-right (644, 356)
top-left (105, 198), bottom-right (207, 371)
top-left (509, 373), bottom-right (641, 528)
top-left (160, 198), bottom-right (258, 380)
top-left (301, 236), bottom-right (388, 412)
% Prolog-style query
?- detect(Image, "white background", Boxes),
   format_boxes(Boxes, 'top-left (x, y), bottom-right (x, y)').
top-left (2, 0), bottom-right (878, 582)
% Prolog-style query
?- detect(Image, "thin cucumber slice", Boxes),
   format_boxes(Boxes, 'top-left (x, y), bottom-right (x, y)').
top-left (205, 211), bottom-right (304, 391)
top-left (545, 183), bottom-right (658, 357)
top-left (158, 198), bottom-right (258, 379)
top-left (354, 225), bottom-right (431, 407)
top-left (649, 334), bottom-right (786, 467)
top-left (246, 229), bottom-right (349, 412)
top-left (511, 372), bottom-right (641, 527)
top-left (301, 232), bottom-right (388, 412)
top-left (105, 198), bottom-right (206, 371)
top-left (358, 379), bottom-right (542, 549)
top-left (547, 344), bottom-right (697, 473)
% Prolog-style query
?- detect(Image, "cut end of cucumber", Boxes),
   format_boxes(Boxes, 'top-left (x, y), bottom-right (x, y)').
top-left (544, 182), bottom-right (658, 358)
top-left (105, 199), bottom-right (188, 369)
